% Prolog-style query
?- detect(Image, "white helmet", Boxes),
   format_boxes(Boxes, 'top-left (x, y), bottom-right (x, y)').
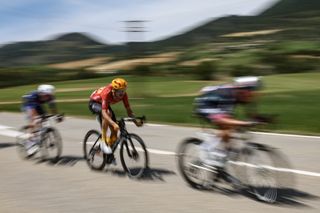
top-left (233, 76), bottom-right (262, 90)
top-left (38, 84), bottom-right (55, 95)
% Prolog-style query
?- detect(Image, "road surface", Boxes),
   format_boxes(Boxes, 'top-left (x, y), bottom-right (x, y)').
top-left (0, 112), bottom-right (319, 213)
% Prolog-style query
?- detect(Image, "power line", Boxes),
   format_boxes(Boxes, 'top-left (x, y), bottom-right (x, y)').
top-left (122, 20), bottom-right (149, 42)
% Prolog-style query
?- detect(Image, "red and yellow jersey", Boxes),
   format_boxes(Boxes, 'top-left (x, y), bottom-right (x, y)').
top-left (90, 84), bottom-right (130, 110)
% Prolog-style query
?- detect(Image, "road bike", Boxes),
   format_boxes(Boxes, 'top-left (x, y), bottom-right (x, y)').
top-left (177, 123), bottom-right (285, 203)
top-left (16, 114), bottom-right (64, 162)
top-left (83, 116), bottom-right (148, 178)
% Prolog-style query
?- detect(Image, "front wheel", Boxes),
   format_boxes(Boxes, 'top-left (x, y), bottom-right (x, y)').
top-left (83, 130), bottom-right (106, 170)
top-left (40, 127), bottom-right (62, 162)
top-left (120, 134), bottom-right (148, 178)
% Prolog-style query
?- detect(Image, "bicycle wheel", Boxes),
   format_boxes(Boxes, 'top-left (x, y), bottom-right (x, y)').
top-left (16, 125), bottom-right (34, 159)
top-left (83, 130), bottom-right (106, 170)
top-left (177, 138), bottom-right (211, 189)
top-left (120, 133), bottom-right (148, 178)
top-left (40, 127), bottom-right (62, 162)
top-left (243, 143), bottom-right (278, 203)
top-left (222, 148), bottom-right (247, 191)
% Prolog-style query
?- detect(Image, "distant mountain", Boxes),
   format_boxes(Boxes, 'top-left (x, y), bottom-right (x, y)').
top-left (0, 33), bottom-right (124, 66)
top-left (261, 0), bottom-right (320, 17)
top-left (1, 0), bottom-right (320, 66)
top-left (150, 0), bottom-right (320, 49)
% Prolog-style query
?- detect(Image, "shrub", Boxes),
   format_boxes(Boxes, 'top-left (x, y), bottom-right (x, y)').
top-left (130, 65), bottom-right (152, 76)
top-left (230, 65), bottom-right (257, 77)
top-left (194, 61), bottom-right (218, 80)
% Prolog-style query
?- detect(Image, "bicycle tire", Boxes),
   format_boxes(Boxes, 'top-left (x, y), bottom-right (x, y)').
top-left (120, 133), bottom-right (148, 178)
top-left (40, 127), bottom-right (62, 162)
top-left (16, 125), bottom-right (34, 159)
top-left (83, 129), bottom-right (106, 170)
top-left (242, 143), bottom-right (278, 203)
top-left (177, 138), bottom-right (208, 189)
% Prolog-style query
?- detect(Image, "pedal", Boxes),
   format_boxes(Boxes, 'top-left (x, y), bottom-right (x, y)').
top-left (106, 154), bottom-right (115, 164)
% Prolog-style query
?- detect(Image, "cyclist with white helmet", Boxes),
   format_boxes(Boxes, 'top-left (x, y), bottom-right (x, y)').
top-left (194, 76), bottom-right (262, 167)
top-left (89, 78), bottom-right (141, 156)
top-left (21, 84), bottom-right (62, 154)
top-left (22, 84), bottom-right (61, 125)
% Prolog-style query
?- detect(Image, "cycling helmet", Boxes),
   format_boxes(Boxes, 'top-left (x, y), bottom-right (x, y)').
top-left (38, 84), bottom-right (55, 95)
top-left (233, 76), bottom-right (262, 90)
top-left (111, 78), bottom-right (127, 90)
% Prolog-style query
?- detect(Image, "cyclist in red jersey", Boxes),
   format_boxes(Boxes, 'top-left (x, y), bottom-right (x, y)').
top-left (89, 78), bottom-right (141, 155)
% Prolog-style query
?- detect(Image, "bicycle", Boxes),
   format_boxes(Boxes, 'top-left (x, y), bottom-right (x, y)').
top-left (16, 114), bottom-right (64, 162)
top-left (83, 116), bottom-right (149, 178)
top-left (177, 122), bottom-right (283, 203)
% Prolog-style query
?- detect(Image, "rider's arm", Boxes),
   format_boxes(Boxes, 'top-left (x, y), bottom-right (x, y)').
top-left (244, 102), bottom-right (258, 119)
top-left (122, 93), bottom-right (143, 126)
top-left (122, 93), bottom-right (134, 117)
top-left (101, 100), bottom-right (119, 130)
top-left (216, 116), bottom-right (252, 127)
top-left (48, 96), bottom-right (58, 114)
top-left (29, 108), bottom-right (40, 127)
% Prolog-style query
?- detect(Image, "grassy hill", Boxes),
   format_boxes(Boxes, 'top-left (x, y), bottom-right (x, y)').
top-left (0, 0), bottom-right (320, 83)
top-left (151, 0), bottom-right (320, 49)
top-left (1, 72), bottom-right (319, 134)
top-left (0, 33), bottom-right (126, 66)
top-left (261, 0), bottom-right (320, 17)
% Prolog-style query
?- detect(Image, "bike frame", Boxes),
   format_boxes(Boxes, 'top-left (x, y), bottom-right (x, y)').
top-left (88, 117), bottom-right (141, 157)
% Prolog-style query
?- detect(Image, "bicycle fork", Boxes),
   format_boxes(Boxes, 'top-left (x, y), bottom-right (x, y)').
top-left (123, 136), bottom-right (139, 160)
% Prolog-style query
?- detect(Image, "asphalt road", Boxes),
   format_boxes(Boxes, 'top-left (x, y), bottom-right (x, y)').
top-left (0, 112), bottom-right (319, 213)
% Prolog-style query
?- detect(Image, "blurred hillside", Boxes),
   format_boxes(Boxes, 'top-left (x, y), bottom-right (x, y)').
top-left (0, 0), bottom-right (320, 87)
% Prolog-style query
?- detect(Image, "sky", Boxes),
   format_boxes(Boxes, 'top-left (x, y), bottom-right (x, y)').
top-left (0, 0), bottom-right (279, 45)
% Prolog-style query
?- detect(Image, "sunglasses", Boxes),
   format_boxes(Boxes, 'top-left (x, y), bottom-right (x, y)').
top-left (114, 89), bottom-right (126, 96)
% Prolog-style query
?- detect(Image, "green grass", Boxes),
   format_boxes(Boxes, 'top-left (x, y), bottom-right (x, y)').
top-left (1, 72), bottom-right (320, 134)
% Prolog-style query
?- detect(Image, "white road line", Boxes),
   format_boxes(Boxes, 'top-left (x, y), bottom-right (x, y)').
top-left (0, 125), bottom-right (12, 130)
top-left (81, 141), bottom-right (320, 177)
top-left (1, 123), bottom-right (320, 177)
top-left (146, 124), bottom-right (168, 127)
top-left (0, 129), bottom-right (21, 138)
top-left (130, 122), bottom-right (320, 139)
top-left (126, 122), bottom-right (168, 127)
top-left (228, 161), bottom-right (320, 177)
top-left (83, 141), bottom-right (175, 155)
top-left (138, 147), bottom-right (175, 155)
top-left (252, 131), bottom-right (320, 140)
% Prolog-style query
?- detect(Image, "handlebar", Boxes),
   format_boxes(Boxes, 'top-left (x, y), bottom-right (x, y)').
top-left (122, 115), bottom-right (146, 122)
top-left (118, 115), bottom-right (146, 127)
top-left (37, 113), bottom-right (65, 122)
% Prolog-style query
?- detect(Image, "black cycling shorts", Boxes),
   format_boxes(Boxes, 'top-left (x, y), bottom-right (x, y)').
top-left (88, 100), bottom-right (116, 126)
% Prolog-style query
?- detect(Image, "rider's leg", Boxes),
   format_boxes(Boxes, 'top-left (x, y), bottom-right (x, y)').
top-left (217, 128), bottom-right (232, 150)
top-left (102, 112), bottom-right (117, 164)
top-left (106, 107), bottom-right (118, 147)
top-left (22, 107), bottom-right (40, 154)
top-left (88, 101), bottom-right (111, 154)
top-left (108, 126), bottom-right (118, 147)
top-left (100, 118), bottom-right (112, 154)
top-left (200, 115), bottom-right (231, 167)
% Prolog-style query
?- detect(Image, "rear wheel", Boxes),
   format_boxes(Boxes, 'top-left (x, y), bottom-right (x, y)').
top-left (243, 143), bottom-right (278, 203)
top-left (83, 130), bottom-right (106, 170)
top-left (40, 127), bottom-right (62, 162)
top-left (120, 134), bottom-right (148, 178)
top-left (16, 125), bottom-right (35, 159)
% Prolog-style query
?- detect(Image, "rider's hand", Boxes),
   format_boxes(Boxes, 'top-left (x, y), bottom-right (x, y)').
top-left (245, 121), bottom-right (261, 127)
top-left (55, 114), bottom-right (64, 123)
top-left (134, 119), bottom-right (143, 127)
top-left (112, 122), bottom-right (120, 132)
